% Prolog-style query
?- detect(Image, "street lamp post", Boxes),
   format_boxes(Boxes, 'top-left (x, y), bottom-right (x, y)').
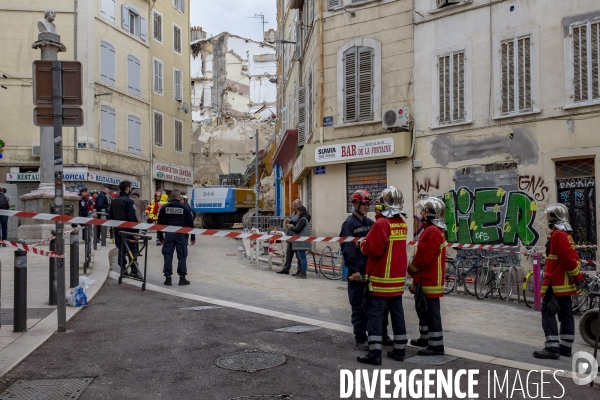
top-left (255, 128), bottom-right (259, 218)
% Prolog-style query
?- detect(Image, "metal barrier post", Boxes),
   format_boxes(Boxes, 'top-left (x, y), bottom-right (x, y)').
top-left (268, 239), bottom-right (273, 269)
top-left (13, 247), bottom-right (27, 332)
top-left (70, 224), bottom-right (79, 288)
top-left (83, 225), bottom-right (90, 274)
top-left (255, 239), bottom-right (259, 265)
top-left (533, 254), bottom-right (542, 312)
top-left (507, 265), bottom-right (522, 304)
top-left (92, 218), bottom-right (97, 250)
top-left (48, 230), bottom-right (57, 306)
top-left (100, 210), bottom-right (107, 247)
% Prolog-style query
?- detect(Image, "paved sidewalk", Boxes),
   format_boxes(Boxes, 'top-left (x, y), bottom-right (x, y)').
top-left (0, 240), bottom-right (111, 377)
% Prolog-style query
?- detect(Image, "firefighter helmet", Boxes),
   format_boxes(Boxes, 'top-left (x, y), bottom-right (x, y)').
top-left (349, 190), bottom-right (372, 206)
top-left (546, 203), bottom-right (572, 232)
top-left (378, 186), bottom-right (406, 218)
top-left (154, 191), bottom-right (162, 199)
top-left (415, 197), bottom-right (447, 230)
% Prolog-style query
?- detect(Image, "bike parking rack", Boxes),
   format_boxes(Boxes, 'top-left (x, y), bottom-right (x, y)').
top-left (506, 265), bottom-right (523, 304)
top-left (117, 231), bottom-right (152, 291)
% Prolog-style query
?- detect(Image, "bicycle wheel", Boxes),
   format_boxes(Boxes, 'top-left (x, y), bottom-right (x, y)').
top-left (462, 263), bottom-right (477, 296)
top-left (443, 259), bottom-right (457, 294)
top-left (475, 266), bottom-right (492, 300)
top-left (572, 282), bottom-right (590, 314)
top-left (319, 247), bottom-right (342, 280)
top-left (498, 268), bottom-right (517, 301)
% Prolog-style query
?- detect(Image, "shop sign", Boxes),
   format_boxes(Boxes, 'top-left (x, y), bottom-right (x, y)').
top-left (293, 156), bottom-right (304, 181)
top-left (63, 167), bottom-right (88, 181)
top-left (153, 161), bottom-right (193, 185)
top-left (5, 172), bottom-right (40, 181)
top-left (88, 173), bottom-right (140, 188)
top-left (315, 137), bottom-right (394, 163)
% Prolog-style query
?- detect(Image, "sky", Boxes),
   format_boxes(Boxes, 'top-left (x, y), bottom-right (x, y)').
top-left (190, 0), bottom-right (277, 42)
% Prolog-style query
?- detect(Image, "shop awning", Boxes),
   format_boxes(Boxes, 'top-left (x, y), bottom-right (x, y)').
top-left (273, 129), bottom-right (298, 176)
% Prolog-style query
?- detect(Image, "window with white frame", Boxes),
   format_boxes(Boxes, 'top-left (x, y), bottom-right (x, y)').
top-left (154, 58), bottom-right (163, 94)
top-left (308, 69), bottom-right (313, 138)
top-left (174, 69), bottom-right (183, 101)
top-left (438, 51), bottom-right (465, 124)
top-left (173, 24), bottom-right (182, 53)
top-left (328, 0), bottom-right (342, 10)
top-left (100, 0), bottom-right (115, 23)
top-left (173, 0), bottom-right (185, 13)
top-left (100, 105), bottom-right (116, 149)
top-left (153, 11), bottom-right (162, 42)
top-left (500, 36), bottom-right (532, 114)
top-left (154, 111), bottom-right (163, 146)
top-left (343, 46), bottom-right (373, 123)
top-left (100, 41), bottom-right (115, 86)
top-left (122, 5), bottom-right (147, 41)
top-left (127, 115), bottom-right (142, 155)
top-left (127, 55), bottom-right (141, 96)
top-left (174, 119), bottom-right (183, 152)
top-left (572, 21), bottom-right (600, 103)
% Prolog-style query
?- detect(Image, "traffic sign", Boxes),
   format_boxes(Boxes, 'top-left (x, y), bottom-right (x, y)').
top-left (33, 107), bottom-right (84, 127)
top-left (33, 61), bottom-right (83, 107)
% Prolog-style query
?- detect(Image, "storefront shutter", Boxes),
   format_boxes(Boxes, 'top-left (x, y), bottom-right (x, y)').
top-left (346, 159), bottom-right (387, 213)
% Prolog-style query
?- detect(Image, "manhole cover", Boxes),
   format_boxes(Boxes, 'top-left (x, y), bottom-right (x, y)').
top-left (0, 377), bottom-right (92, 399)
top-left (1, 308), bottom-right (55, 325)
top-left (273, 326), bottom-right (321, 333)
top-left (216, 350), bottom-right (286, 373)
top-left (404, 355), bottom-right (458, 366)
top-left (229, 396), bottom-right (293, 400)
top-left (180, 306), bottom-right (223, 311)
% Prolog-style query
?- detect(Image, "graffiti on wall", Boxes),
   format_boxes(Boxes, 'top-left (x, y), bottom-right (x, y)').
top-left (442, 187), bottom-right (540, 246)
top-left (518, 175), bottom-right (549, 202)
top-left (415, 176), bottom-right (440, 194)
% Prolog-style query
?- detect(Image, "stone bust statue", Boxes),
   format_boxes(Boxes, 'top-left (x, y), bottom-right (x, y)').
top-left (38, 9), bottom-right (58, 34)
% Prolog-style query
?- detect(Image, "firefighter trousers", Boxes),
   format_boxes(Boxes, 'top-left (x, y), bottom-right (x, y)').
top-left (541, 296), bottom-right (574, 354)
top-left (367, 295), bottom-right (407, 357)
top-left (348, 280), bottom-right (389, 343)
top-left (415, 297), bottom-right (444, 352)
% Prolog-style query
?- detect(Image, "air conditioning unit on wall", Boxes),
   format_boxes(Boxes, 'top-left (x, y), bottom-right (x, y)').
top-left (382, 107), bottom-right (409, 131)
top-left (437, 0), bottom-right (461, 8)
top-left (32, 145), bottom-right (40, 157)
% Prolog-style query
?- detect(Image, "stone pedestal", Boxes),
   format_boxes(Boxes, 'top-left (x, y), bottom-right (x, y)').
top-left (20, 32), bottom-right (70, 242)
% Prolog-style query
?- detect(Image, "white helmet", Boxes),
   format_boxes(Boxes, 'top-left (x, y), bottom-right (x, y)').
top-left (546, 203), bottom-right (572, 232)
top-left (415, 197), bottom-right (446, 230)
top-left (378, 186), bottom-right (406, 218)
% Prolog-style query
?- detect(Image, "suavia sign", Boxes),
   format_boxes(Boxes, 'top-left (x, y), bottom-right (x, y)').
top-left (153, 161), bottom-right (193, 185)
top-left (315, 138), bottom-right (394, 163)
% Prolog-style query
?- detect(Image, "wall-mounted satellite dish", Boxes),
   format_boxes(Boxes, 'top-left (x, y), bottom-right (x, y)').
top-left (179, 102), bottom-right (190, 114)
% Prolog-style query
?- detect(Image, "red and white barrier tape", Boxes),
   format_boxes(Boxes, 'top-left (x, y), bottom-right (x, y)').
top-left (0, 240), bottom-right (63, 258)
top-left (32, 226), bottom-right (81, 247)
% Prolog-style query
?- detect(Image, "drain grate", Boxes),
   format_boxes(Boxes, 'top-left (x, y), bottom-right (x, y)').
top-left (216, 350), bottom-right (286, 373)
top-left (404, 355), bottom-right (458, 366)
top-left (1, 308), bottom-right (55, 325)
top-left (180, 306), bottom-right (224, 311)
top-left (0, 377), bottom-right (92, 399)
top-left (273, 326), bottom-right (321, 334)
top-left (229, 396), bottom-right (293, 400)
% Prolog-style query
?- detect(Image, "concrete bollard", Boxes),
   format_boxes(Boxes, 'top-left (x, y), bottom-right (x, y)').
top-left (100, 209), bottom-right (107, 247)
top-left (13, 247), bottom-right (27, 332)
top-left (49, 230), bottom-right (57, 306)
top-left (70, 224), bottom-right (79, 288)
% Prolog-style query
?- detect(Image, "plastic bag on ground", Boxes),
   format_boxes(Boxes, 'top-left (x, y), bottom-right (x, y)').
top-left (73, 286), bottom-right (88, 306)
top-left (79, 276), bottom-right (96, 289)
top-left (66, 289), bottom-right (76, 306)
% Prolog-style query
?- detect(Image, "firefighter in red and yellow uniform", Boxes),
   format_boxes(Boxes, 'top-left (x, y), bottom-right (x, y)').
top-left (534, 203), bottom-right (584, 360)
top-left (357, 187), bottom-right (408, 365)
top-left (408, 197), bottom-right (447, 356)
top-left (145, 191), bottom-right (162, 245)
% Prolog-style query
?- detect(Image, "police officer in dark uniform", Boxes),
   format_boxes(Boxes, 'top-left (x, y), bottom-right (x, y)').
top-left (78, 187), bottom-right (90, 218)
top-left (107, 180), bottom-right (139, 276)
top-left (157, 189), bottom-right (195, 286)
top-left (341, 190), bottom-right (391, 351)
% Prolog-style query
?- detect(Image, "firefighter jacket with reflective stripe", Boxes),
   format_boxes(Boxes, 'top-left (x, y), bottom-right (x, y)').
top-left (541, 229), bottom-right (582, 297)
top-left (408, 223), bottom-right (446, 298)
top-left (360, 216), bottom-right (408, 297)
top-left (145, 201), bottom-right (160, 221)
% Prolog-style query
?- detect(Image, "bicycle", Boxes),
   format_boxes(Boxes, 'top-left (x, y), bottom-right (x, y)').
top-left (443, 257), bottom-right (458, 295)
top-left (474, 257), bottom-right (518, 301)
top-left (318, 246), bottom-right (343, 280)
top-left (444, 254), bottom-right (495, 296)
top-left (522, 258), bottom-right (545, 308)
top-left (573, 272), bottom-right (600, 314)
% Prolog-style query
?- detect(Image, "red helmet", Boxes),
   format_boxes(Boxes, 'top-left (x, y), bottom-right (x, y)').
top-left (111, 192), bottom-right (118, 198)
top-left (154, 191), bottom-right (162, 198)
top-left (350, 190), bottom-right (372, 206)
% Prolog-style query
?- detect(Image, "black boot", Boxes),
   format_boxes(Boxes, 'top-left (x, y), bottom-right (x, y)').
top-left (418, 347), bottom-right (445, 356)
top-left (533, 348), bottom-right (560, 359)
top-left (357, 354), bottom-right (382, 365)
top-left (387, 350), bottom-right (404, 361)
top-left (164, 276), bottom-right (172, 286)
top-left (559, 348), bottom-right (572, 357)
top-left (355, 341), bottom-right (369, 351)
top-left (179, 276), bottom-right (191, 286)
top-left (410, 338), bottom-right (429, 348)
top-left (276, 269), bottom-right (289, 274)
top-left (384, 336), bottom-right (394, 346)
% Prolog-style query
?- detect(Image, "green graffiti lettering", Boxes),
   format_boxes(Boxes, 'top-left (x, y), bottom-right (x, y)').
top-left (443, 190), bottom-right (458, 243)
top-left (503, 192), bottom-right (540, 246)
top-left (470, 188), bottom-right (505, 244)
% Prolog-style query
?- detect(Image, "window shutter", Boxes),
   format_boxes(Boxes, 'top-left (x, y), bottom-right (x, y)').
top-left (154, 112), bottom-right (163, 146)
top-left (101, 0), bottom-right (116, 23)
top-left (344, 47), bottom-right (357, 122)
top-left (298, 86), bottom-right (306, 145)
top-left (174, 26), bottom-right (182, 53)
top-left (281, 107), bottom-right (287, 134)
top-left (140, 17), bottom-right (147, 41)
top-left (438, 55), bottom-right (450, 124)
top-left (101, 41), bottom-right (115, 86)
top-left (154, 60), bottom-right (163, 93)
top-left (501, 40), bottom-right (515, 114)
top-left (517, 37), bottom-right (532, 111)
top-left (357, 47), bottom-right (373, 121)
top-left (128, 115), bottom-right (142, 155)
top-left (122, 5), bottom-right (130, 31)
top-left (310, 0), bottom-right (314, 22)
top-left (175, 70), bottom-right (182, 101)
top-left (175, 120), bottom-right (183, 151)
top-left (295, 15), bottom-right (301, 59)
top-left (452, 52), bottom-right (465, 122)
top-left (573, 25), bottom-right (588, 102)
top-left (127, 55), bottom-right (141, 96)
top-left (180, 0), bottom-right (185, 12)
top-left (153, 12), bottom-right (162, 41)
top-left (592, 22), bottom-right (599, 100)
top-left (101, 106), bottom-right (116, 148)
top-left (328, 0), bottom-right (341, 10)
top-left (308, 71), bottom-right (313, 138)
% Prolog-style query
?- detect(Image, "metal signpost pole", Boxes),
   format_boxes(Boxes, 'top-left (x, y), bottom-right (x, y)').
top-left (255, 128), bottom-right (259, 217)
top-left (52, 60), bottom-right (66, 332)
